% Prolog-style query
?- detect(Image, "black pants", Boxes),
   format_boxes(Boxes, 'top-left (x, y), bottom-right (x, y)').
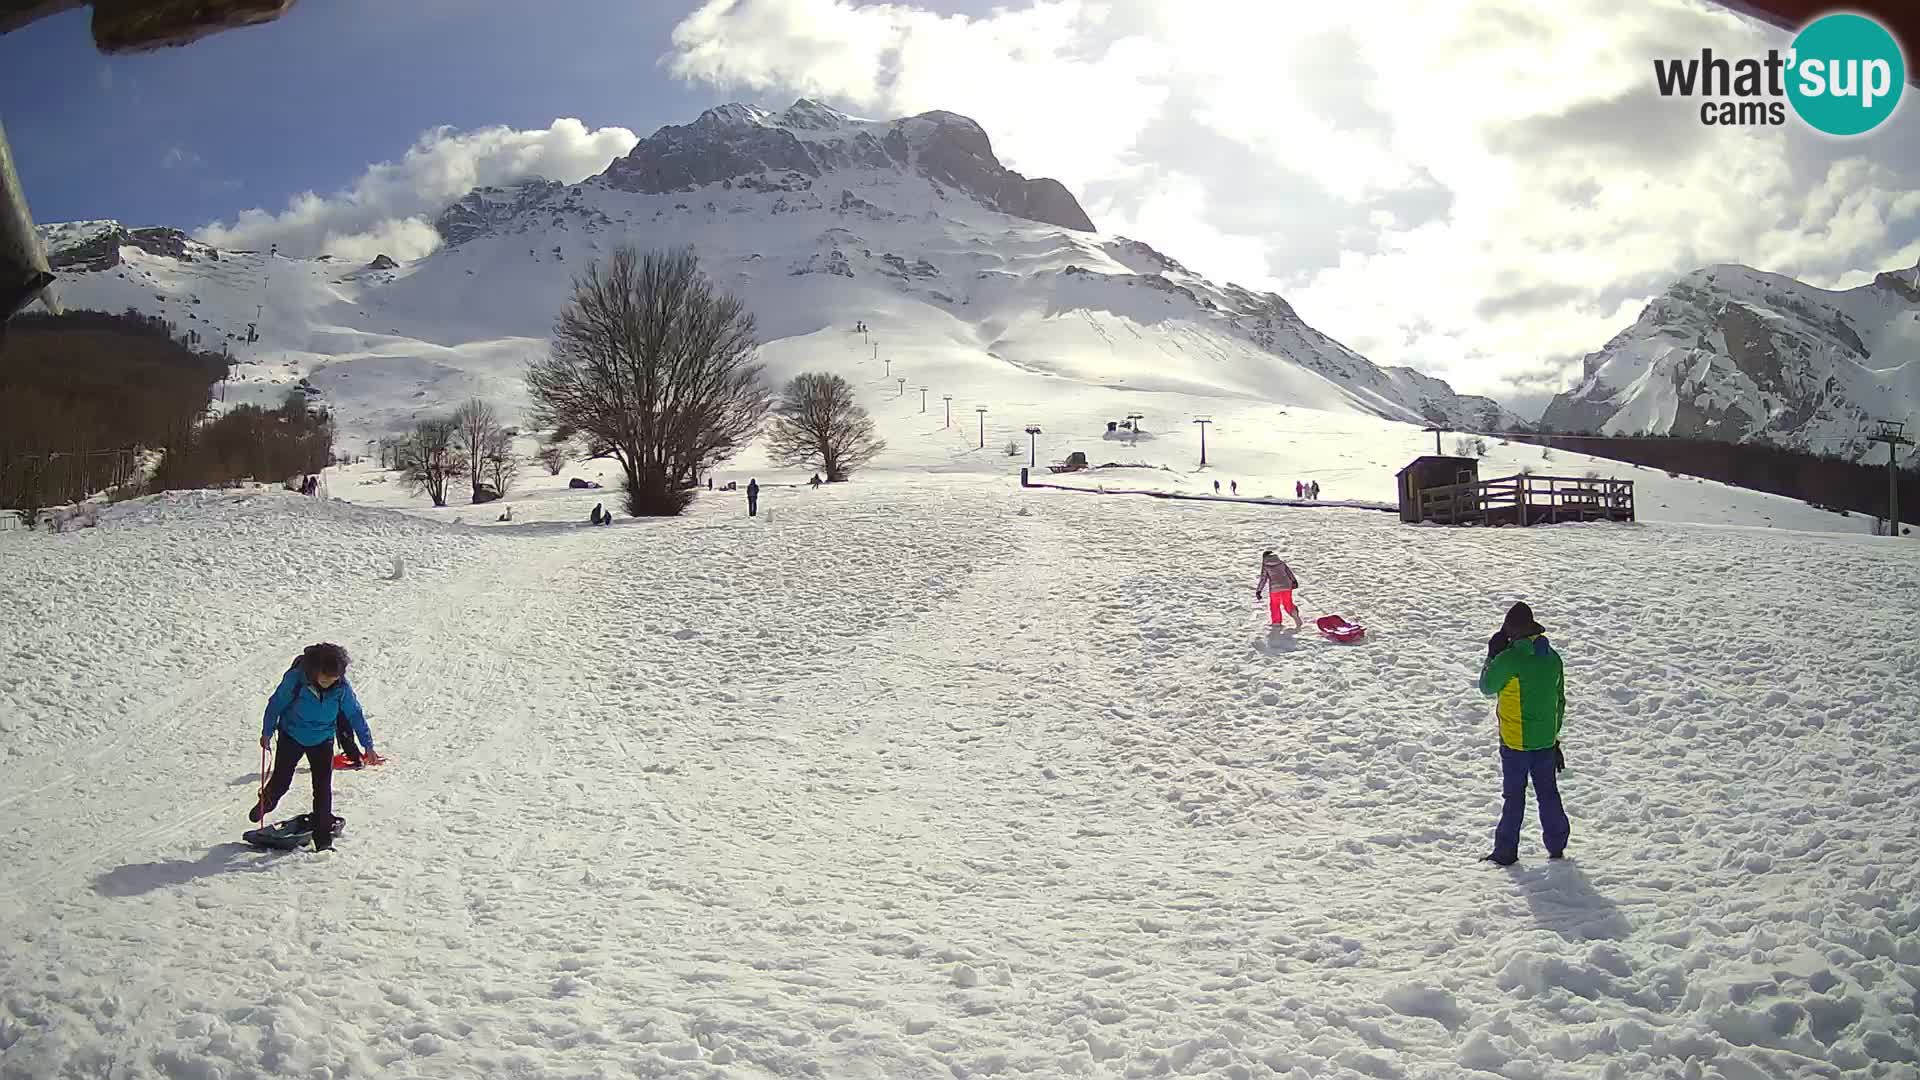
top-left (748, 498), bottom-right (758, 517)
top-left (335, 718), bottom-right (362, 765)
top-left (260, 736), bottom-right (333, 835)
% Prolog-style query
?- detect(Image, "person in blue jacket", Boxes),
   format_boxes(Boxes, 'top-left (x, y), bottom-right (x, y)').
top-left (251, 643), bottom-right (375, 850)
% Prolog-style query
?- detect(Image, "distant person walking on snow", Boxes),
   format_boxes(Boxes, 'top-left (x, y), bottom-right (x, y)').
top-left (1254, 549), bottom-right (1302, 629)
top-left (1213, 480), bottom-right (1221, 495)
top-left (1311, 480), bottom-right (1321, 500)
top-left (810, 473), bottom-right (823, 489)
top-left (252, 643), bottom-right (374, 851)
top-left (747, 479), bottom-right (760, 517)
top-left (1295, 481), bottom-right (1304, 499)
top-left (1478, 602), bottom-right (1568, 866)
top-left (1230, 481), bottom-right (1238, 496)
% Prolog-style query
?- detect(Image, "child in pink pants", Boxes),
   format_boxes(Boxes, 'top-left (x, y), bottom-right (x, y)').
top-left (1255, 549), bottom-right (1302, 629)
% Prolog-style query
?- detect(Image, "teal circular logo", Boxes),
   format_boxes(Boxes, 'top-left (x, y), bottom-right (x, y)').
top-left (1787, 13), bottom-right (1905, 135)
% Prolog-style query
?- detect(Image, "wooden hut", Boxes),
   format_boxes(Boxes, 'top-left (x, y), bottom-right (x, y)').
top-left (1396, 456), bottom-right (1479, 523)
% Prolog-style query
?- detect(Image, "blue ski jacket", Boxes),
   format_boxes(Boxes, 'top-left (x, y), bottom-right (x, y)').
top-left (261, 667), bottom-right (374, 751)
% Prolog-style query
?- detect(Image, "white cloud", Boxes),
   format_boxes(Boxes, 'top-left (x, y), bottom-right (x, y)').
top-left (198, 118), bottom-right (639, 262)
top-left (666, 0), bottom-right (1170, 191)
top-left (663, 0), bottom-right (1920, 413)
top-left (1086, 174), bottom-right (1272, 289)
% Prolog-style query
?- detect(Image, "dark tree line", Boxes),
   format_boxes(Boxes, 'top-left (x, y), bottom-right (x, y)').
top-left (1, 308), bottom-right (335, 512)
top-left (1, 308), bottom-right (224, 450)
top-left (152, 392), bottom-right (337, 492)
top-left (1, 309), bottom-right (226, 510)
top-left (1514, 431), bottom-right (1918, 527)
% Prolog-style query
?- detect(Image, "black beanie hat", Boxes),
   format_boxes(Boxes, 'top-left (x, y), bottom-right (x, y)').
top-left (1502, 602), bottom-right (1546, 638)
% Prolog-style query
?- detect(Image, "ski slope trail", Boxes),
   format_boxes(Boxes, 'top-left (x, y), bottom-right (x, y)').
top-left (1, 482), bottom-right (1916, 1079)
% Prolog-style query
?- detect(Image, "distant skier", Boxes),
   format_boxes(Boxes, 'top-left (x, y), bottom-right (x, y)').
top-left (252, 643), bottom-right (374, 851)
top-left (747, 479), bottom-right (760, 517)
top-left (1478, 602), bottom-right (1568, 866)
top-left (1254, 549), bottom-right (1302, 630)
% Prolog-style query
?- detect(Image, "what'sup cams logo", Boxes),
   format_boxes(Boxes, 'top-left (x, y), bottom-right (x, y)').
top-left (1654, 12), bottom-right (1906, 135)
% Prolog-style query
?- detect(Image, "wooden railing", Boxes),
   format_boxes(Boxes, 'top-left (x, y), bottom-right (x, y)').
top-left (1417, 473), bottom-right (1633, 526)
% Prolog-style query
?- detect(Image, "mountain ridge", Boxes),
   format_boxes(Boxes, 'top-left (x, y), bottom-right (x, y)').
top-left (1542, 260), bottom-right (1920, 464)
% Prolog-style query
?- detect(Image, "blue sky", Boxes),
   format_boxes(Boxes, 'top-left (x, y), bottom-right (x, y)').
top-left (0, 0), bottom-right (725, 226)
top-left (5, 0), bottom-right (1918, 412)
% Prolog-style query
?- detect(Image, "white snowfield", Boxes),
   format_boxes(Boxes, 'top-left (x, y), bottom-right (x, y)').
top-left (2, 470), bottom-right (1916, 1079)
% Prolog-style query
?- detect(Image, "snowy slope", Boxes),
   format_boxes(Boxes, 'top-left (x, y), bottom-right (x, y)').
top-left (1542, 263), bottom-right (1920, 464)
top-left (27, 209), bottom-right (1872, 535)
top-left (31, 99), bottom-right (1521, 459)
top-left (1, 480), bottom-right (1916, 1078)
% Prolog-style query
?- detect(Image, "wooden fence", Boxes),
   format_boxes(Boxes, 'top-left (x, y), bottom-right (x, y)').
top-left (1417, 473), bottom-right (1634, 526)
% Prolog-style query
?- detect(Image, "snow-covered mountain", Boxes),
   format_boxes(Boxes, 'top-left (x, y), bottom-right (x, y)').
top-left (1541, 263), bottom-right (1920, 464)
top-left (32, 99), bottom-right (1520, 445)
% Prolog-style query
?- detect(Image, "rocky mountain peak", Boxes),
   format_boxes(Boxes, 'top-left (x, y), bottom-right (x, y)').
top-left (597, 99), bottom-right (1095, 232)
top-left (1541, 259), bottom-right (1920, 460)
top-left (776, 98), bottom-right (851, 131)
top-left (694, 103), bottom-right (776, 130)
top-left (433, 178), bottom-right (566, 247)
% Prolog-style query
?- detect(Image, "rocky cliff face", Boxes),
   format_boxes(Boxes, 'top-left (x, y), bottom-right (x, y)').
top-left (1542, 262), bottom-right (1920, 462)
top-left (433, 179), bottom-right (570, 247)
top-left (45, 224), bottom-right (217, 272)
top-left (598, 99), bottom-right (1096, 233)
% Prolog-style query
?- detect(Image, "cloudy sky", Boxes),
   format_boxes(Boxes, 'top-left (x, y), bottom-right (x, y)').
top-left (5, 0), bottom-right (1917, 416)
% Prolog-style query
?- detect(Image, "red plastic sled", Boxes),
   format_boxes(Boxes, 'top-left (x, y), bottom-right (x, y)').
top-left (1316, 615), bottom-right (1366, 643)
top-left (333, 751), bottom-right (387, 769)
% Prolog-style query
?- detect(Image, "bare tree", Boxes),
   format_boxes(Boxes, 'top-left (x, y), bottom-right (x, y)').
top-left (527, 246), bottom-right (768, 516)
top-left (536, 437), bottom-right (570, 476)
top-left (763, 372), bottom-right (886, 482)
top-left (482, 429), bottom-right (520, 496)
top-left (395, 417), bottom-right (464, 507)
top-left (453, 397), bottom-right (502, 501)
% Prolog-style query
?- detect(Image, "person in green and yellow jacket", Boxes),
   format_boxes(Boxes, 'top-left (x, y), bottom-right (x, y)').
top-left (1478, 602), bottom-right (1569, 865)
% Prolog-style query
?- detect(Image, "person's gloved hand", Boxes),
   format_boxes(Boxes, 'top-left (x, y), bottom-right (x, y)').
top-left (260, 735), bottom-right (272, 749)
top-left (1553, 743), bottom-right (1566, 772)
top-left (1486, 630), bottom-right (1510, 662)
